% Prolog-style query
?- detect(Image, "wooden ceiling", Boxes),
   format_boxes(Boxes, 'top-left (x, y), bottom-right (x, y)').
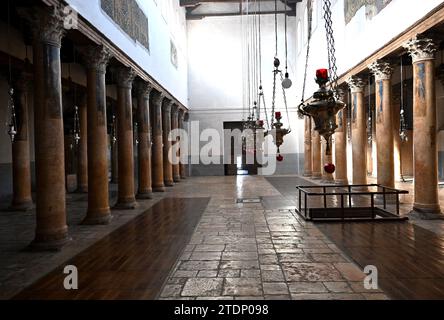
top-left (180, 0), bottom-right (302, 19)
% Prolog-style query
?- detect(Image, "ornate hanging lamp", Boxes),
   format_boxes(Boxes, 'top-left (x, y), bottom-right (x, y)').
top-left (267, 0), bottom-right (291, 162)
top-left (399, 56), bottom-right (408, 142)
top-left (297, 0), bottom-right (345, 159)
top-left (6, 0), bottom-right (17, 143)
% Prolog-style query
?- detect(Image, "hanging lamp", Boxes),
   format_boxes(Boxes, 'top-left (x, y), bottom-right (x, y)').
top-left (297, 0), bottom-right (345, 157)
top-left (6, 0), bottom-right (17, 143)
top-left (267, 0), bottom-right (291, 162)
top-left (399, 56), bottom-right (408, 142)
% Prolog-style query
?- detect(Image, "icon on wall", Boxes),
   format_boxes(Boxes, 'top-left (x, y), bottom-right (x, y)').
top-left (171, 40), bottom-right (178, 69)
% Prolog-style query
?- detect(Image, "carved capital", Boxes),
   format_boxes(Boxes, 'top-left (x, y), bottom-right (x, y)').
top-left (346, 76), bottom-right (366, 93)
top-left (80, 45), bottom-right (112, 73)
top-left (162, 100), bottom-right (173, 114)
top-left (152, 91), bottom-right (166, 107)
top-left (171, 104), bottom-right (180, 116)
top-left (18, 5), bottom-right (68, 47)
top-left (403, 36), bottom-right (437, 63)
top-left (115, 66), bottom-right (137, 89)
top-left (368, 60), bottom-right (393, 81)
top-left (135, 81), bottom-right (154, 98)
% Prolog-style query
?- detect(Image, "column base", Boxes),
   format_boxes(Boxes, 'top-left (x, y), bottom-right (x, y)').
top-left (137, 191), bottom-right (153, 199)
top-left (173, 176), bottom-right (181, 182)
top-left (113, 199), bottom-right (138, 210)
top-left (76, 185), bottom-right (88, 193)
top-left (9, 199), bottom-right (33, 212)
top-left (81, 210), bottom-right (112, 225)
top-left (413, 202), bottom-right (442, 215)
top-left (29, 229), bottom-right (70, 251)
top-left (153, 185), bottom-right (165, 192)
top-left (311, 174), bottom-right (322, 180)
top-left (303, 172), bottom-right (312, 177)
top-left (164, 180), bottom-right (174, 187)
top-left (180, 175), bottom-right (186, 180)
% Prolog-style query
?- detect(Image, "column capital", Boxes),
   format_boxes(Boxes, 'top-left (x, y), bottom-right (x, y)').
top-left (368, 60), bottom-right (393, 81)
top-left (346, 76), bottom-right (366, 93)
top-left (171, 104), bottom-right (180, 116)
top-left (18, 5), bottom-right (68, 47)
top-left (152, 91), bottom-right (166, 107)
top-left (162, 99), bottom-right (174, 113)
top-left (80, 45), bottom-right (112, 73)
top-left (403, 36), bottom-right (437, 63)
top-left (135, 81), bottom-right (154, 98)
top-left (115, 66), bottom-right (137, 89)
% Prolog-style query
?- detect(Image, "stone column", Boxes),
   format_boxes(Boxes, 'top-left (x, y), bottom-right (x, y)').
top-left (334, 107), bottom-right (348, 184)
top-left (20, 6), bottom-right (69, 249)
top-left (311, 121), bottom-right (322, 179)
top-left (369, 60), bottom-right (395, 188)
top-left (115, 66), bottom-right (137, 209)
top-left (303, 116), bottom-right (312, 177)
top-left (404, 37), bottom-right (441, 214)
top-left (76, 93), bottom-right (88, 193)
top-left (81, 46), bottom-right (112, 224)
top-left (10, 72), bottom-right (33, 211)
top-left (135, 81), bottom-right (153, 199)
top-left (347, 76), bottom-right (367, 186)
top-left (162, 100), bottom-right (174, 187)
top-left (151, 91), bottom-right (165, 192)
top-left (171, 105), bottom-right (181, 182)
top-left (179, 110), bottom-right (187, 179)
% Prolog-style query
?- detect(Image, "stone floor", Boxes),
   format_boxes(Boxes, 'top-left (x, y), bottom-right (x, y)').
top-left (159, 176), bottom-right (387, 300)
top-left (2, 174), bottom-right (444, 299)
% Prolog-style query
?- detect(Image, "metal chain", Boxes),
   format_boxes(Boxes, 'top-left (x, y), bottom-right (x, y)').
top-left (323, 0), bottom-right (338, 98)
top-left (300, 1), bottom-right (312, 103)
top-left (271, 68), bottom-right (277, 125)
top-left (279, 71), bottom-right (291, 131)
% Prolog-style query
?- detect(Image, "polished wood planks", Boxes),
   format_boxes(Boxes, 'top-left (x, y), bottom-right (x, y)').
top-left (318, 221), bottom-right (444, 299)
top-left (14, 197), bottom-right (209, 300)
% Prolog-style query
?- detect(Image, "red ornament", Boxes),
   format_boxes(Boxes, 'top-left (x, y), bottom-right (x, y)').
top-left (316, 68), bottom-right (329, 80)
top-left (275, 111), bottom-right (281, 119)
top-left (276, 154), bottom-right (283, 162)
top-left (257, 120), bottom-right (264, 127)
top-left (324, 163), bottom-right (335, 174)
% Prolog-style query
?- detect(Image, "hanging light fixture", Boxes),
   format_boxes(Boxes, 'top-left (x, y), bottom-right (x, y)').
top-left (399, 56), bottom-right (408, 142)
top-left (111, 114), bottom-right (117, 144)
top-left (281, 0), bottom-right (292, 89)
top-left (297, 0), bottom-right (345, 157)
top-left (367, 75), bottom-right (373, 144)
top-left (6, 0), bottom-right (17, 143)
top-left (267, 0), bottom-right (291, 162)
top-left (69, 46), bottom-right (80, 146)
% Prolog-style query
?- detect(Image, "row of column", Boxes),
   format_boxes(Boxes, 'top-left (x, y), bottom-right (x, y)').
top-left (10, 5), bottom-right (188, 250)
top-left (303, 36), bottom-right (440, 214)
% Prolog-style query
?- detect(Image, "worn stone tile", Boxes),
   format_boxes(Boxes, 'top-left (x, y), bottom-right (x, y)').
top-left (241, 269), bottom-right (261, 278)
top-left (362, 293), bottom-right (389, 300)
top-left (333, 263), bottom-right (365, 281)
top-left (264, 295), bottom-right (291, 300)
top-left (181, 278), bottom-right (224, 297)
top-left (197, 270), bottom-right (218, 278)
top-left (260, 264), bottom-right (282, 271)
top-left (263, 282), bottom-right (289, 295)
top-left (194, 244), bottom-right (225, 252)
top-left (160, 284), bottom-right (183, 298)
top-left (220, 260), bottom-right (259, 270)
top-left (323, 281), bottom-right (353, 293)
top-left (222, 252), bottom-right (258, 261)
top-left (179, 260), bottom-right (219, 271)
top-left (348, 281), bottom-right (383, 293)
top-left (282, 263), bottom-right (344, 282)
top-left (259, 254), bottom-right (279, 264)
top-left (218, 269), bottom-right (240, 278)
top-left (196, 296), bottom-right (234, 300)
top-left (172, 270), bottom-right (199, 278)
top-left (278, 253), bottom-right (312, 263)
top-left (223, 278), bottom-right (262, 296)
top-left (288, 282), bottom-right (328, 293)
top-left (261, 270), bottom-right (285, 282)
top-left (310, 253), bottom-right (348, 263)
top-left (189, 251), bottom-right (222, 261)
top-left (291, 293), bottom-right (364, 300)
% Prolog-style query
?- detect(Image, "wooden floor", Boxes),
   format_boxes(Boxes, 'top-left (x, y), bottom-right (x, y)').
top-left (13, 197), bottom-right (209, 300)
top-left (318, 221), bottom-right (444, 299)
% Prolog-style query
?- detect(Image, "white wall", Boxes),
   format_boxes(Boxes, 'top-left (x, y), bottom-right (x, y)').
top-left (187, 14), bottom-right (304, 160)
top-left (66, 0), bottom-right (188, 106)
top-left (294, 0), bottom-right (444, 99)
